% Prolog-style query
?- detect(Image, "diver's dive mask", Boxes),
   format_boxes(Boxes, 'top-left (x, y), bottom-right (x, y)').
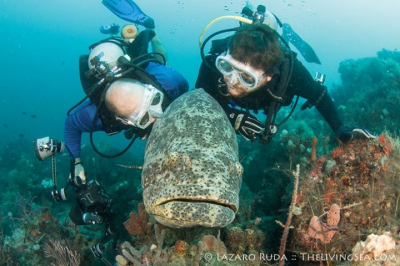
top-left (116, 84), bottom-right (164, 129)
top-left (215, 53), bottom-right (267, 90)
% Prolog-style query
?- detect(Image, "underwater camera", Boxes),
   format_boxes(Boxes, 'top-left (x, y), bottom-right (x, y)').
top-left (33, 136), bottom-right (65, 161)
top-left (69, 180), bottom-right (113, 225)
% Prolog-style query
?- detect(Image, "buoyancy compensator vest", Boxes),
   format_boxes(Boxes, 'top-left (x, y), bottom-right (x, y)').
top-left (71, 30), bottom-right (169, 135)
top-left (200, 25), bottom-right (297, 145)
top-left (67, 30), bottom-right (169, 158)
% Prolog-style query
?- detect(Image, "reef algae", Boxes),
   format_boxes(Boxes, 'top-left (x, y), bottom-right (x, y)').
top-left (142, 89), bottom-right (243, 228)
top-left (290, 134), bottom-right (400, 263)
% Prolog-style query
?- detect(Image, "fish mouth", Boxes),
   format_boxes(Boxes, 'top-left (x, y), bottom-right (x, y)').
top-left (144, 185), bottom-right (239, 213)
top-left (152, 199), bottom-right (237, 228)
top-left (158, 198), bottom-right (238, 213)
top-left (143, 185), bottom-right (240, 228)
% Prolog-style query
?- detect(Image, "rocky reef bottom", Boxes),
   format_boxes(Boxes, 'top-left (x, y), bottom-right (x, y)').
top-left (112, 134), bottom-right (400, 266)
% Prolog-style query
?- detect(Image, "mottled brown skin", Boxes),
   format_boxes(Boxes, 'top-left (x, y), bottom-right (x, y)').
top-left (142, 89), bottom-right (243, 228)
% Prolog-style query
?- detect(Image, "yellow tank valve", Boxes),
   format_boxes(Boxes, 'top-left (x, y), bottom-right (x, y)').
top-left (121, 24), bottom-right (138, 40)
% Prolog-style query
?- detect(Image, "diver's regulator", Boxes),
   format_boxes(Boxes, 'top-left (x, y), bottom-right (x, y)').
top-left (242, 4), bottom-right (267, 24)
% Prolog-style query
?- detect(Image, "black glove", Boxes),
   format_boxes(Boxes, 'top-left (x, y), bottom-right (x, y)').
top-left (336, 125), bottom-right (376, 143)
top-left (228, 109), bottom-right (264, 141)
top-left (124, 126), bottom-right (151, 140)
top-left (126, 29), bottom-right (156, 58)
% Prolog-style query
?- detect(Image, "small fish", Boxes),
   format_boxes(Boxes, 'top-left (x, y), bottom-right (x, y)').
top-left (22, 112), bottom-right (27, 115)
top-left (3, 124), bottom-right (8, 128)
top-left (19, 134), bottom-right (24, 138)
top-left (117, 164), bottom-right (143, 170)
top-left (31, 115), bottom-right (37, 118)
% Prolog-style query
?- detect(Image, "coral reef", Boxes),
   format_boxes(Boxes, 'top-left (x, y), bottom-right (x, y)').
top-left (332, 49), bottom-right (400, 135)
top-left (290, 134), bottom-right (400, 264)
top-left (277, 120), bottom-right (317, 165)
top-left (278, 164), bottom-right (300, 266)
top-left (351, 232), bottom-right (396, 260)
top-left (307, 203), bottom-right (340, 244)
top-left (117, 223), bottom-right (204, 266)
top-left (44, 239), bottom-right (80, 266)
top-left (225, 226), bottom-right (265, 255)
top-left (0, 192), bottom-right (93, 265)
top-left (123, 203), bottom-right (153, 244)
top-left (116, 220), bottom-right (267, 266)
top-left (201, 233), bottom-right (227, 255)
top-left (2, 49), bottom-right (400, 265)
top-left (0, 138), bottom-right (144, 266)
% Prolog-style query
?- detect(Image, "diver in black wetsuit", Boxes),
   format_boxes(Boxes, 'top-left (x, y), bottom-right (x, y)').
top-left (196, 23), bottom-right (374, 144)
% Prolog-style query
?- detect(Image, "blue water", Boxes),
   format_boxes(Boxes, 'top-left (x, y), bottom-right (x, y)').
top-left (0, 0), bottom-right (398, 145)
top-left (0, 0), bottom-right (399, 264)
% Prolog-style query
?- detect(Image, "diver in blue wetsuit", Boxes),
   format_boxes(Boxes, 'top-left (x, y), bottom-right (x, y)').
top-left (65, 28), bottom-right (188, 177)
top-left (63, 0), bottom-right (189, 168)
top-left (61, 27), bottom-right (187, 266)
top-left (34, 1), bottom-right (188, 265)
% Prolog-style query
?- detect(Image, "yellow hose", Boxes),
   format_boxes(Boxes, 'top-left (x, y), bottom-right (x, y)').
top-left (199, 16), bottom-right (252, 48)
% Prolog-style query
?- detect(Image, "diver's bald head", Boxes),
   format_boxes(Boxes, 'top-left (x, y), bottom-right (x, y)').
top-left (105, 78), bottom-right (146, 117)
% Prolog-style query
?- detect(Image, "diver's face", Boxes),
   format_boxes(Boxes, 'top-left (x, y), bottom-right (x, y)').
top-left (113, 84), bottom-right (164, 129)
top-left (215, 53), bottom-right (273, 98)
top-left (223, 73), bottom-right (272, 98)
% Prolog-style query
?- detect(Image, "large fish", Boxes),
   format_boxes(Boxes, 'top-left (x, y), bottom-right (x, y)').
top-left (142, 89), bottom-right (243, 228)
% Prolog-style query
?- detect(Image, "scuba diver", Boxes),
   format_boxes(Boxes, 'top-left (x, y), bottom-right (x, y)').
top-left (34, 1), bottom-right (188, 265)
top-left (64, 20), bottom-right (187, 249)
top-left (67, 26), bottom-right (187, 161)
top-left (65, 0), bottom-right (188, 186)
top-left (196, 4), bottom-right (374, 144)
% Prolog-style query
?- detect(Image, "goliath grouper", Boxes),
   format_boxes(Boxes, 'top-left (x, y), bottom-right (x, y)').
top-left (142, 89), bottom-right (243, 228)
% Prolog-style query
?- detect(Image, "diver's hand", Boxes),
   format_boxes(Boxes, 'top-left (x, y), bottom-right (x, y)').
top-left (69, 158), bottom-right (86, 186)
top-left (228, 109), bottom-right (264, 141)
top-left (352, 128), bottom-right (376, 140)
top-left (336, 125), bottom-right (375, 143)
top-left (124, 127), bottom-right (150, 140)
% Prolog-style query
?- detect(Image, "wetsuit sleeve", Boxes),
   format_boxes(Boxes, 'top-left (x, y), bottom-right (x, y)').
top-left (64, 101), bottom-right (104, 159)
top-left (290, 59), bottom-right (344, 132)
top-left (145, 62), bottom-right (189, 100)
